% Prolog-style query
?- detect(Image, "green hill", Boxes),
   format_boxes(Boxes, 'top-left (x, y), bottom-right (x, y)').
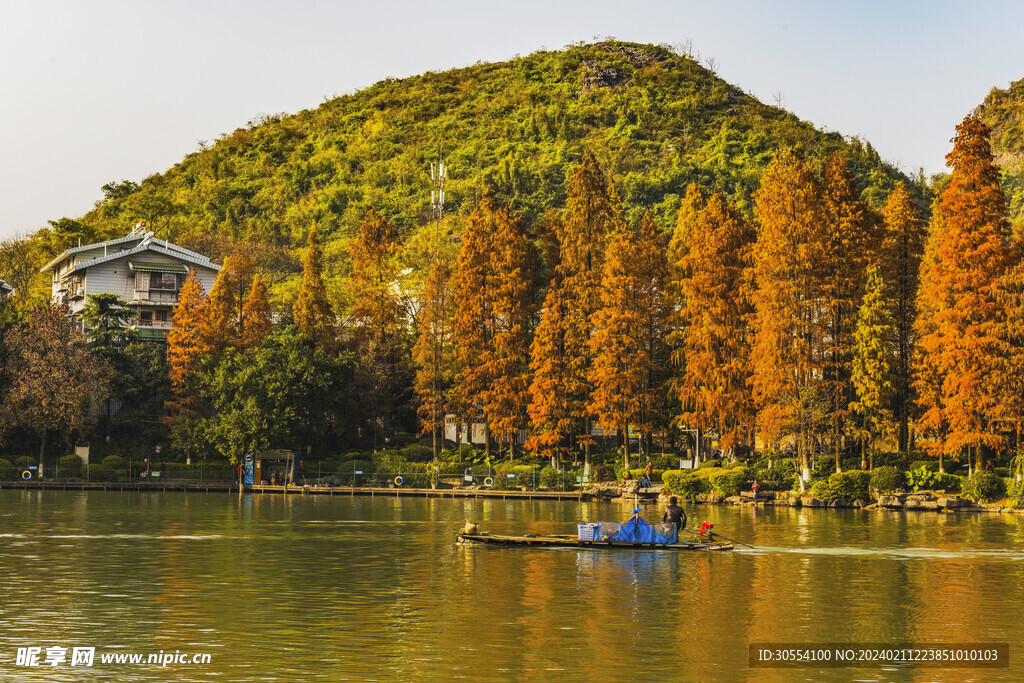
top-left (976, 77), bottom-right (1024, 220)
top-left (64, 41), bottom-right (909, 295)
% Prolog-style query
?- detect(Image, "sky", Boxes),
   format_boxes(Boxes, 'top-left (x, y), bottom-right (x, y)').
top-left (2, 0), bottom-right (1024, 240)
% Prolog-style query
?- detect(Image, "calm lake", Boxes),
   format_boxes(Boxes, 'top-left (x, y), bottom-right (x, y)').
top-left (1, 489), bottom-right (1023, 681)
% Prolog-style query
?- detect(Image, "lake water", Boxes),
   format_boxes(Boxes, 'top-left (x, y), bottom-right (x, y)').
top-left (1, 489), bottom-right (1023, 681)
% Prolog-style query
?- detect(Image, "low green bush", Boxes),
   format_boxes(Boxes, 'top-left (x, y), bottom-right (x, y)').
top-left (870, 466), bottom-right (904, 495)
top-left (490, 465), bottom-right (536, 490)
top-left (697, 459), bottom-right (722, 469)
top-left (662, 470), bottom-right (708, 499)
top-left (808, 471), bottom-right (871, 502)
top-left (909, 460), bottom-right (940, 473)
top-left (1006, 479), bottom-right (1024, 508)
top-left (84, 464), bottom-right (111, 481)
top-left (401, 444), bottom-right (434, 462)
top-left (15, 456), bottom-right (36, 468)
top-left (709, 466), bottom-right (751, 497)
top-left (905, 466), bottom-right (940, 492)
top-left (102, 455), bottom-right (126, 468)
top-left (752, 464), bottom-right (796, 492)
top-left (0, 458), bottom-right (14, 481)
top-left (58, 455), bottom-right (83, 477)
top-left (933, 475), bottom-right (962, 491)
top-left (994, 467), bottom-right (1010, 478)
top-left (961, 473), bottom-right (1006, 503)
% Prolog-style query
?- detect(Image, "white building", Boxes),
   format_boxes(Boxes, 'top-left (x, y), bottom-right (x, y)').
top-left (40, 226), bottom-right (221, 340)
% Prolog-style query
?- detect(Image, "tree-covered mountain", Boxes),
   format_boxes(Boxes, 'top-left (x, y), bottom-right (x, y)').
top-left (977, 77), bottom-right (1024, 221)
top-left (50, 41), bottom-right (911, 304)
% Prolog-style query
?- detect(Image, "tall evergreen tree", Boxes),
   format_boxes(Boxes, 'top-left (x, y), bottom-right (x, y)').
top-left (849, 266), bottom-right (896, 469)
top-left (914, 115), bottom-right (1012, 471)
top-left (880, 182), bottom-right (925, 452)
top-left (293, 227), bottom-right (335, 349)
top-left (820, 154), bottom-right (876, 471)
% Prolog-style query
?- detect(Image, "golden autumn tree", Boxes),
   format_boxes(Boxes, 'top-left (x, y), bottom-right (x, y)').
top-left (527, 280), bottom-right (574, 465)
top-left (484, 203), bottom-right (535, 458)
top-left (164, 270), bottom-right (210, 461)
top-left (589, 221), bottom-right (646, 470)
top-left (451, 196), bottom-right (498, 456)
top-left (751, 148), bottom-right (829, 487)
top-left (239, 274), bottom-right (272, 350)
top-left (914, 115), bottom-right (1012, 472)
top-left (413, 258), bottom-right (456, 463)
top-left (203, 252), bottom-right (256, 353)
top-left (820, 154), bottom-right (876, 471)
top-left (293, 227), bottom-right (335, 349)
top-left (675, 194), bottom-right (755, 458)
top-left (348, 206), bottom-right (407, 447)
top-left (880, 181), bottom-right (925, 452)
top-left (552, 150), bottom-right (615, 472)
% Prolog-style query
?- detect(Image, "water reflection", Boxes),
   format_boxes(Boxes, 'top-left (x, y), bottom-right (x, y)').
top-left (1, 491), bottom-right (1023, 681)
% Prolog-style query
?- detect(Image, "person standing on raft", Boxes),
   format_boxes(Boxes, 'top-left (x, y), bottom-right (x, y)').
top-left (662, 496), bottom-right (687, 534)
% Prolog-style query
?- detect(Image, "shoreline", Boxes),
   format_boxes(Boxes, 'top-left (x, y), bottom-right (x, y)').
top-left (2, 480), bottom-right (1019, 514)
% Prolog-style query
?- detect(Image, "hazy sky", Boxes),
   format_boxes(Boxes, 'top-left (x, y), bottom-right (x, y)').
top-left (2, 0), bottom-right (1023, 240)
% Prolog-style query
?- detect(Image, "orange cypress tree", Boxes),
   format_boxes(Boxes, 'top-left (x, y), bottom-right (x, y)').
top-left (527, 280), bottom-right (573, 464)
top-left (589, 221), bottom-right (646, 469)
top-left (348, 206), bottom-right (407, 447)
top-left (165, 269), bottom-right (209, 417)
top-left (556, 150), bottom-right (614, 470)
top-left (413, 258), bottom-right (455, 461)
top-left (914, 115), bottom-right (1012, 471)
top-left (293, 226), bottom-right (335, 349)
top-left (751, 148), bottom-right (829, 486)
top-left (203, 252), bottom-right (255, 352)
top-left (239, 274), bottom-right (272, 350)
top-left (676, 194), bottom-right (755, 457)
top-left (484, 204), bottom-right (535, 458)
top-left (820, 153), bottom-right (876, 470)
top-left (880, 181), bottom-right (925, 452)
top-left (451, 196), bottom-right (497, 456)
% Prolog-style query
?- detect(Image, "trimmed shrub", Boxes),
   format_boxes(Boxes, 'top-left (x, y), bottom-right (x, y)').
top-left (1006, 479), bottom-right (1024, 509)
top-left (401, 444), bottom-right (433, 462)
top-left (870, 466), bottom-right (904, 495)
top-left (961, 473), bottom-right (1006, 503)
top-left (662, 470), bottom-right (708, 499)
top-left (58, 455), bottom-right (83, 478)
top-left (84, 464), bottom-right (111, 481)
top-left (102, 455), bottom-right (126, 468)
top-left (697, 459), bottom-right (722, 469)
top-left (935, 473), bottom-right (963, 492)
top-left (994, 467), bottom-right (1010, 478)
top-left (831, 471), bottom-right (871, 501)
top-left (490, 465), bottom-right (536, 490)
top-left (709, 466), bottom-right (750, 497)
top-left (0, 458), bottom-right (14, 481)
top-left (909, 460), bottom-right (940, 473)
top-left (15, 456), bottom-right (36, 468)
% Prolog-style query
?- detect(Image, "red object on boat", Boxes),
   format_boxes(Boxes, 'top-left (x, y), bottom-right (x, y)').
top-left (699, 522), bottom-right (714, 535)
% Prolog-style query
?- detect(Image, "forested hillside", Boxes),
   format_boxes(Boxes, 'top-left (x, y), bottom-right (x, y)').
top-left (977, 77), bottom-right (1024, 221)
top-left (29, 41), bottom-right (912, 306)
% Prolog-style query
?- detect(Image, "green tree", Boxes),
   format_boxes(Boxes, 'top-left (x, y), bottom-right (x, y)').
top-left (293, 227), bottom-right (335, 349)
top-left (849, 266), bottom-right (896, 468)
top-left (80, 293), bottom-right (138, 439)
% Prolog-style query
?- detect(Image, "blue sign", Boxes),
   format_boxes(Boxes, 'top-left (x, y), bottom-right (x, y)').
top-left (243, 454), bottom-right (254, 485)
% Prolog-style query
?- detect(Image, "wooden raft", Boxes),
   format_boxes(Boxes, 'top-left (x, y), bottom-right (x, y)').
top-left (456, 532), bottom-right (733, 551)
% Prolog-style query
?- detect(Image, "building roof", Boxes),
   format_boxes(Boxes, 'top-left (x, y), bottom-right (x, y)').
top-left (40, 231), bottom-right (221, 275)
top-left (0, 280), bottom-right (12, 294)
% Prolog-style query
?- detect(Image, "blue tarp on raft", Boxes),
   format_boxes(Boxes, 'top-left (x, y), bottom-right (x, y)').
top-left (608, 516), bottom-right (677, 544)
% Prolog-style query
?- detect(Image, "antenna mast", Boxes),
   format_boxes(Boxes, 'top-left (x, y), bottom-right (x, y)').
top-left (430, 147), bottom-right (446, 231)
